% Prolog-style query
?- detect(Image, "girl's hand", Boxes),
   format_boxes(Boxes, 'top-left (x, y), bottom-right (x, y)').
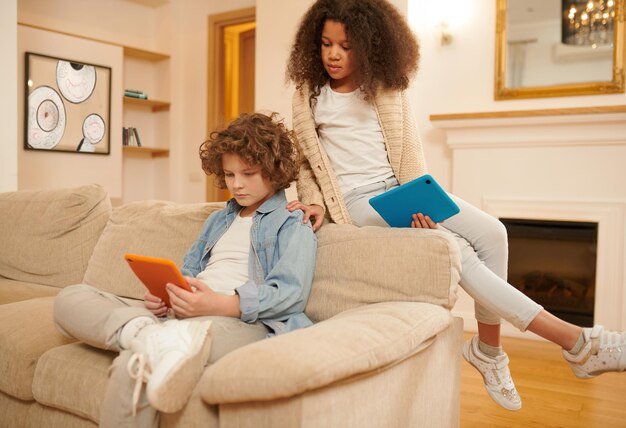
top-left (411, 213), bottom-right (438, 229)
top-left (286, 200), bottom-right (324, 231)
top-left (143, 291), bottom-right (169, 317)
top-left (166, 277), bottom-right (241, 319)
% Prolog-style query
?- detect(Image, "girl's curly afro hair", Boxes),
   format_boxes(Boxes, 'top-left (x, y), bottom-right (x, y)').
top-left (286, 0), bottom-right (420, 102)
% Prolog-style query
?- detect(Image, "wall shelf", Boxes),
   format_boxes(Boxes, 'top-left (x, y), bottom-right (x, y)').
top-left (123, 96), bottom-right (170, 112)
top-left (123, 146), bottom-right (169, 157)
top-left (123, 46), bottom-right (169, 61)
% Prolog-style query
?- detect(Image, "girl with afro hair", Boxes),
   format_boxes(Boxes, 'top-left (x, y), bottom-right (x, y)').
top-left (285, 0), bottom-right (626, 412)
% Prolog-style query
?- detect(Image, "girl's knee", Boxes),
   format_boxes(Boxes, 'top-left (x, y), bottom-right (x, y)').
top-left (478, 216), bottom-right (508, 250)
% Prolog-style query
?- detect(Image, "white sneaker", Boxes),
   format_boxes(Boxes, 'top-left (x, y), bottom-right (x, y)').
top-left (127, 319), bottom-right (213, 414)
top-left (562, 325), bottom-right (626, 379)
top-left (462, 336), bottom-right (522, 411)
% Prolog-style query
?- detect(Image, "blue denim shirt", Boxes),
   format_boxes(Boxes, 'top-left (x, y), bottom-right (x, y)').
top-left (181, 190), bottom-right (316, 335)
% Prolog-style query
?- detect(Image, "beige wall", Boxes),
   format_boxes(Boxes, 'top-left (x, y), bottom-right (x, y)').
top-left (0, 0), bottom-right (18, 192)
top-left (17, 26), bottom-right (124, 197)
top-left (6, 0), bottom-right (626, 201)
top-left (14, 0), bottom-right (254, 202)
top-left (162, 0), bottom-right (255, 203)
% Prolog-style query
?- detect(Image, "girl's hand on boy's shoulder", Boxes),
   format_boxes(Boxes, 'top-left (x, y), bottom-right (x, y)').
top-left (411, 213), bottom-right (438, 229)
top-left (286, 200), bottom-right (324, 232)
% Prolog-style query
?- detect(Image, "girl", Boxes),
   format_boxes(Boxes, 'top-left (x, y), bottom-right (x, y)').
top-left (54, 112), bottom-right (317, 426)
top-left (285, 0), bottom-right (625, 412)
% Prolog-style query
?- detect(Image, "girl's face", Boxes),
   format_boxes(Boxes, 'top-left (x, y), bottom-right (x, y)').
top-left (321, 20), bottom-right (358, 93)
top-left (222, 153), bottom-right (275, 217)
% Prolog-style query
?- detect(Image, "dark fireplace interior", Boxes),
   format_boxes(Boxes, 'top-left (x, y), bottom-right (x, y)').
top-left (501, 218), bottom-right (597, 327)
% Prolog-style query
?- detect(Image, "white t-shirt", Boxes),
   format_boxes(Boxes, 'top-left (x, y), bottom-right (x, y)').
top-left (314, 83), bottom-right (393, 193)
top-left (196, 213), bottom-right (252, 295)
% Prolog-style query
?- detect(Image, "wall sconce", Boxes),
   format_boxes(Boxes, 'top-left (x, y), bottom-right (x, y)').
top-left (439, 21), bottom-right (453, 46)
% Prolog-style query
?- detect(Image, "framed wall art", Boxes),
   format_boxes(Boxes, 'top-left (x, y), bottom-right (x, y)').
top-left (24, 52), bottom-right (111, 154)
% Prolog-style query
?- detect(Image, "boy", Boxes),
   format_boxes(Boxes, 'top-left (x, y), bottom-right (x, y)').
top-left (53, 112), bottom-right (317, 426)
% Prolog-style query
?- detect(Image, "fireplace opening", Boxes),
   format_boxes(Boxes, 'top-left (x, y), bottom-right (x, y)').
top-left (501, 218), bottom-right (597, 327)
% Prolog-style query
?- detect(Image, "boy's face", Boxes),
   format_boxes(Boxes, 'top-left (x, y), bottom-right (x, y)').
top-left (222, 153), bottom-right (275, 217)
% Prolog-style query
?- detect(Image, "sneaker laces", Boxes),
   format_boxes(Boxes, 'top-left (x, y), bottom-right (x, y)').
top-left (127, 353), bottom-right (151, 417)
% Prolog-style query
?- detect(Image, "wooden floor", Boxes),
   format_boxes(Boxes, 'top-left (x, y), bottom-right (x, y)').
top-left (460, 333), bottom-right (626, 428)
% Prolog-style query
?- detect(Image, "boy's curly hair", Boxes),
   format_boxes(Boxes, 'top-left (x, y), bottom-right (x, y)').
top-left (199, 112), bottom-right (300, 191)
top-left (286, 0), bottom-right (420, 102)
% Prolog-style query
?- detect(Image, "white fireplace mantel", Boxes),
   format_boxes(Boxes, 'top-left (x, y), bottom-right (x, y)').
top-left (431, 105), bottom-right (626, 338)
top-left (430, 105), bottom-right (626, 149)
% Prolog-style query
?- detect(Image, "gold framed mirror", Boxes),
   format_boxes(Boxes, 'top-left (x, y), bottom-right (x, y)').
top-left (495, 0), bottom-right (625, 100)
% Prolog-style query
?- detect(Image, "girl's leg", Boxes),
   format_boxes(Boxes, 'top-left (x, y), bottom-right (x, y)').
top-left (441, 195), bottom-right (509, 346)
top-left (444, 198), bottom-right (584, 348)
top-left (346, 181), bottom-right (522, 408)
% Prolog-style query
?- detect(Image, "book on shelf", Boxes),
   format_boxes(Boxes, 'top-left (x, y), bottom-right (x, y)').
top-left (124, 91), bottom-right (148, 100)
top-left (122, 127), bottom-right (142, 147)
top-left (132, 127), bottom-right (142, 147)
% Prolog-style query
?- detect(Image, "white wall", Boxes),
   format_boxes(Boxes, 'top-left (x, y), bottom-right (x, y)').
top-left (0, 0), bottom-right (18, 192)
top-left (256, 0), bottom-right (626, 194)
top-left (406, 0), bottom-right (626, 191)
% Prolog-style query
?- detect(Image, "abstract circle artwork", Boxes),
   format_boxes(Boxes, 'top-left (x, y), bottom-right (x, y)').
top-left (27, 86), bottom-right (67, 150)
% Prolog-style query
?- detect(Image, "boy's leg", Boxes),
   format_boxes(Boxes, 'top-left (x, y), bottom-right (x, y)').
top-left (100, 349), bottom-right (159, 428)
top-left (100, 316), bottom-right (267, 426)
top-left (203, 316), bottom-right (269, 364)
top-left (53, 284), bottom-right (155, 351)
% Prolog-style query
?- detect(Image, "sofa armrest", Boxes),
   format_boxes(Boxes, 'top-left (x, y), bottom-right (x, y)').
top-left (305, 224), bottom-right (461, 323)
top-left (200, 301), bottom-right (453, 404)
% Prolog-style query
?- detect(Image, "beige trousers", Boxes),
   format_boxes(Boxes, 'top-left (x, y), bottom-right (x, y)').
top-left (53, 284), bottom-right (269, 428)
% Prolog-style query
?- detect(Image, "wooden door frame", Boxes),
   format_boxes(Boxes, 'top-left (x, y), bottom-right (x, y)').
top-left (206, 7), bottom-right (256, 202)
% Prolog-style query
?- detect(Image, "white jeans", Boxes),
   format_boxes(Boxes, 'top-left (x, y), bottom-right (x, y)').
top-left (344, 177), bottom-right (543, 331)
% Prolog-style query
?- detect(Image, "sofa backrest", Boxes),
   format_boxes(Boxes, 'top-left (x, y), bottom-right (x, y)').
top-left (0, 184), bottom-right (111, 288)
top-left (0, 184), bottom-right (460, 320)
top-left (304, 224), bottom-right (461, 323)
top-left (83, 200), bottom-right (225, 300)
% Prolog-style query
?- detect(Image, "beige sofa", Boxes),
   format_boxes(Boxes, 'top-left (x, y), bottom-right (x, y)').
top-left (0, 184), bottom-right (463, 428)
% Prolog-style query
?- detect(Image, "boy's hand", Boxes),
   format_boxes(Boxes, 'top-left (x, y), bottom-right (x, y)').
top-left (143, 291), bottom-right (168, 317)
top-left (166, 277), bottom-right (241, 319)
top-left (411, 213), bottom-right (438, 229)
top-left (287, 200), bottom-right (324, 231)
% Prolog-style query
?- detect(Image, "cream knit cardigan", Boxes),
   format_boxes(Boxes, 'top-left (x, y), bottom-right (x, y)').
top-left (292, 85), bottom-right (428, 224)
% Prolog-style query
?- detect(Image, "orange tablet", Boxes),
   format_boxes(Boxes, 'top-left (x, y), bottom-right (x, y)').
top-left (124, 253), bottom-right (192, 307)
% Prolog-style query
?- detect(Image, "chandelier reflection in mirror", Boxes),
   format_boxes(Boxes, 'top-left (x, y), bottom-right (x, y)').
top-left (562, 0), bottom-right (615, 46)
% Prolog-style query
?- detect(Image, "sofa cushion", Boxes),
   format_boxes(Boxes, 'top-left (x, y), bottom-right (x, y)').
top-left (82, 200), bottom-right (225, 300)
top-left (0, 297), bottom-right (75, 400)
top-left (305, 224), bottom-right (461, 323)
top-left (0, 277), bottom-right (59, 305)
top-left (201, 301), bottom-right (454, 403)
top-left (0, 184), bottom-right (111, 289)
top-left (32, 342), bottom-right (114, 424)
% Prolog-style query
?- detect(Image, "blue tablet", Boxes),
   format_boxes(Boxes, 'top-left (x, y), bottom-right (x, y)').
top-left (368, 174), bottom-right (460, 227)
